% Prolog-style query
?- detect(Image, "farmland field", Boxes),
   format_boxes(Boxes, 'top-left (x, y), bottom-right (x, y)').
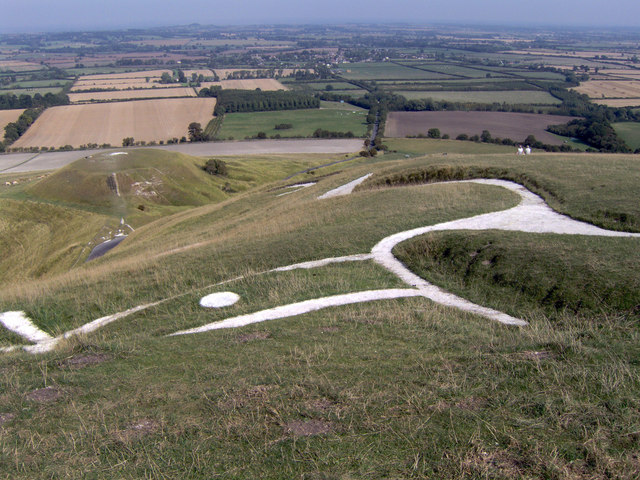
top-left (338, 62), bottom-right (455, 80)
top-left (77, 70), bottom-right (171, 80)
top-left (394, 90), bottom-right (562, 105)
top-left (214, 68), bottom-right (302, 79)
top-left (0, 60), bottom-right (41, 71)
top-left (11, 98), bottom-right (217, 149)
top-left (216, 104), bottom-right (367, 139)
top-left (0, 87), bottom-right (63, 97)
top-left (385, 111), bottom-right (577, 145)
top-left (0, 109), bottom-right (24, 132)
top-left (68, 87), bottom-right (197, 103)
top-left (593, 98), bottom-right (640, 107)
top-left (71, 80), bottom-right (181, 91)
top-left (574, 80), bottom-right (640, 98)
top-left (198, 79), bottom-right (287, 91)
top-left (613, 122), bottom-right (640, 149)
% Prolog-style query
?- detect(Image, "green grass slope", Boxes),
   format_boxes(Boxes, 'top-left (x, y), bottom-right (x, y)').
top-left (0, 142), bottom-right (639, 478)
top-left (25, 149), bottom-right (230, 223)
top-left (0, 198), bottom-right (110, 285)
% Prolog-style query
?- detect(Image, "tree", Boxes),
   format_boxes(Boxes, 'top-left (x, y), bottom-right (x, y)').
top-left (188, 122), bottom-right (205, 142)
top-left (122, 137), bottom-right (135, 147)
top-left (160, 72), bottom-right (173, 84)
top-left (427, 128), bottom-right (441, 139)
top-left (481, 130), bottom-right (492, 143)
top-left (203, 159), bottom-right (228, 176)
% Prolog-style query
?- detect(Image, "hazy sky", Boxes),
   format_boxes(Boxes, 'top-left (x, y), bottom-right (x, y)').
top-left (2, 0), bottom-right (640, 33)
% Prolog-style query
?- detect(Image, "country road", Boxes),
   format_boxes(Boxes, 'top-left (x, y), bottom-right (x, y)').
top-left (0, 138), bottom-right (364, 174)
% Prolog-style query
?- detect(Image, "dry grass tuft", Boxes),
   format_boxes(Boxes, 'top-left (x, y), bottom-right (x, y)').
top-left (284, 419), bottom-right (334, 437)
top-left (236, 331), bottom-right (271, 343)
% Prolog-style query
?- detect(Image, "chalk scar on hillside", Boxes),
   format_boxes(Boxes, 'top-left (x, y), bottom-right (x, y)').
top-left (3, 179), bottom-right (640, 353)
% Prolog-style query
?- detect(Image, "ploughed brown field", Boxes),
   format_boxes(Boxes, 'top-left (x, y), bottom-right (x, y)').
top-left (12, 98), bottom-right (217, 149)
top-left (68, 87), bottom-right (197, 103)
top-left (385, 111), bottom-right (578, 145)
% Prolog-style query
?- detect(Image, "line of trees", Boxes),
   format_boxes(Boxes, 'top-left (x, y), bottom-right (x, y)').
top-left (0, 91), bottom-right (69, 110)
top-left (198, 87), bottom-right (319, 114)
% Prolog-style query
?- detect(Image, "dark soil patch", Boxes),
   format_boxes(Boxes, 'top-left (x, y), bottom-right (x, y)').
top-left (0, 413), bottom-right (16, 426)
top-left (61, 353), bottom-right (111, 369)
top-left (237, 331), bottom-right (271, 343)
top-left (26, 386), bottom-right (62, 403)
top-left (386, 111), bottom-right (577, 145)
top-left (284, 419), bottom-right (334, 437)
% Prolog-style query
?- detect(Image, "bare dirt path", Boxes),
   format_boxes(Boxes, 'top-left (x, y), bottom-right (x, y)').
top-left (3, 179), bottom-right (639, 354)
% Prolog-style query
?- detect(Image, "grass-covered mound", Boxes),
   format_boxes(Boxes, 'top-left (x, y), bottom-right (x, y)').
top-left (395, 231), bottom-right (640, 320)
top-left (25, 149), bottom-right (229, 221)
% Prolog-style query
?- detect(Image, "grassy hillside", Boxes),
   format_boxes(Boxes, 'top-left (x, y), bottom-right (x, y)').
top-left (0, 198), bottom-right (110, 284)
top-left (362, 143), bottom-right (640, 232)
top-left (0, 149), bottom-right (360, 285)
top-left (0, 141), bottom-right (639, 478)
top-left (613, 121), bottom-right (640, 150)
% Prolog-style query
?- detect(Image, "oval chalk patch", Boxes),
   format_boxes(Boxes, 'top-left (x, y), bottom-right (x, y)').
top-left (199, 292), bottom-right (240, 308)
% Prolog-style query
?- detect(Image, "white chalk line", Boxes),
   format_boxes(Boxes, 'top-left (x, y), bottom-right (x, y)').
top-left (3, 179), bottom-right (638, 353)
top-left (317, 173), bottom-right (372, 199)
top-left (0, 254), bottom-right (373, 353)
top-left (277, 182), bottom-right (316, 197)
top-left (0, 312), bottom-right (53, 343)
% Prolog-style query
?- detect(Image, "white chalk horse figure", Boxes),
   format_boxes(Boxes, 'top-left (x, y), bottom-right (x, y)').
top-left (2, 178), bottom-right (640, 354)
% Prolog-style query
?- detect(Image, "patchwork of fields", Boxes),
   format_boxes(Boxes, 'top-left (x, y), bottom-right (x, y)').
top-left (12, 98), bottom-right (217, 148)
top-left (385, 111), bottom-right (577, 144)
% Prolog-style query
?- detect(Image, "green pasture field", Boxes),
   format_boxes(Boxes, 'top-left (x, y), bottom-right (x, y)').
top-left (8, 80), bottom-right (71, 89)
top-left (613, 121), bottom-right (640, 149)
top-left (302, 82), bottom-right (362, 90)
top-left (338, 62), bottom-right (455, 80)
top-left (216, 105), bottom-right (368, 140)
top-left (379, 79), bottom-right (541, 92)
top-left (412, 63), bottom-right (507, 78)
top-left (319, 100), bottom-right (366, 111)
top-left (394, 89), bottom-right (562, 104)
top-left (0, 87), bottom-right (63, 96)
top-left (0, 139), bottom-right (639, 478)
top-left (328, 88), bottom-right (368, 97)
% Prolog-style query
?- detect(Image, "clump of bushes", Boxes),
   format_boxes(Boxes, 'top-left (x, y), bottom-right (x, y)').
top-left (203, 159), bottom-right (228, 176)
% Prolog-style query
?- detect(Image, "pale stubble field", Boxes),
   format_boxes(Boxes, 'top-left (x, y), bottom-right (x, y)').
top-left (12, 98), bottom-right (217, 148)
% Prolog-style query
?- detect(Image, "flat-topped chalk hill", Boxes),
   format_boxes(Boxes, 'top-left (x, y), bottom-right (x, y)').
top-left (25, 149), bottom-right (228, 217)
